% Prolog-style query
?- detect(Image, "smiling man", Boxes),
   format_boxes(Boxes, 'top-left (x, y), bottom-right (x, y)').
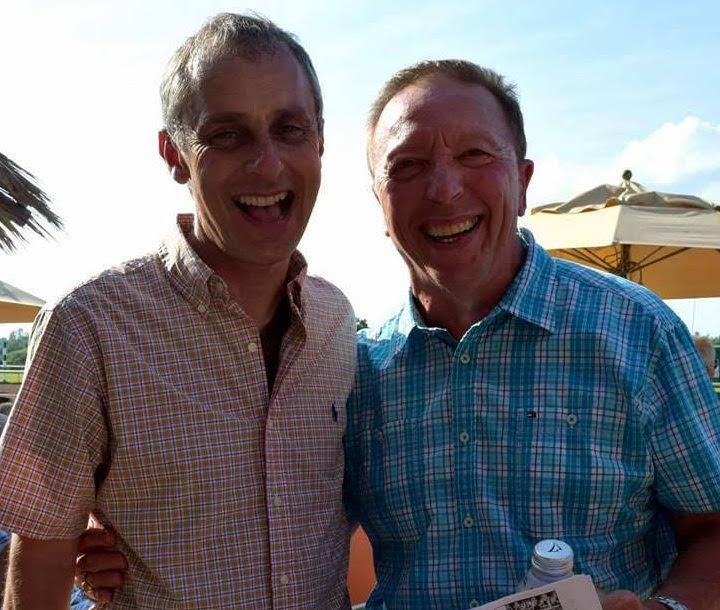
top-left (344, 60), bottom-right (720, 610)
top-left (0, 14), bottom-right (355, 609)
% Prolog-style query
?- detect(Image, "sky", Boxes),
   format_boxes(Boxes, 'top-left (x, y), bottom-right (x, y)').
top-left (2, 0), bottom-right (720, 339)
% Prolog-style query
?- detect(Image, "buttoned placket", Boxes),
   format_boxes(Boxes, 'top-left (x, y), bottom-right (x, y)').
top-left (264, 304), bottom-right (308, 608)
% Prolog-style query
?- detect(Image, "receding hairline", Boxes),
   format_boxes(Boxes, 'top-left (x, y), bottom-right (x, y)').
top-left (367, 73), bottom-right (513, 171)
top-left (366, 60), bottom-right (527, 174)
top-left (160, 13), bottom-right (324, 146)
top-left (186, 46), bottom-right (318, 125)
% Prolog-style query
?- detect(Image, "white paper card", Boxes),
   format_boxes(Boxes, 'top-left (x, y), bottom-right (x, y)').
top-left (467, 575), bottom-right (602, 610)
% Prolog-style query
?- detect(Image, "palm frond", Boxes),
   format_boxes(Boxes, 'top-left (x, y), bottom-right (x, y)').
top-left (0, 152), bottom-right (63, 252)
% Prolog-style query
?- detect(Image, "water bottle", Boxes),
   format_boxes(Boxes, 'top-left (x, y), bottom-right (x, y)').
top-left (518, 539), bottom-right (574, 591)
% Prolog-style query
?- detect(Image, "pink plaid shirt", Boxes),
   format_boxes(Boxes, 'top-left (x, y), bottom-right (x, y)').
top-left (0, 215), bottom-right (357, 609)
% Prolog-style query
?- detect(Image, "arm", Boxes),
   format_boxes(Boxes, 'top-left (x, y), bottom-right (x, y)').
top-left (651, 511), bottom-right (720, 610)
top-left (601, 511), bottom-right (720, 610)
top-left (4, 533), bottom-right (78, 610)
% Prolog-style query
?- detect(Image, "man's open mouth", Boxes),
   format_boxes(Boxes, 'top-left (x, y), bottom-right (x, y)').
top-left (233, 191), bottom-right (294, 221)
top-left (423, 215), bottom-right (480, 243)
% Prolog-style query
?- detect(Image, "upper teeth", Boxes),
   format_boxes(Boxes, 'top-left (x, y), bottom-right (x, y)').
top-left (424, 217), bottom-right (479, 238)
top-left (237, 192), bottom-right (288, 207)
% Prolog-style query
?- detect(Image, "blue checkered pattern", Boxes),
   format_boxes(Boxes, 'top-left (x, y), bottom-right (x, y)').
top-left (344, 230), bottom-right (720, 610)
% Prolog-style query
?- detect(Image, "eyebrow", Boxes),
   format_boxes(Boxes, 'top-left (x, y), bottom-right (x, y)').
top-left (200, 105), bottom-right (315, 127)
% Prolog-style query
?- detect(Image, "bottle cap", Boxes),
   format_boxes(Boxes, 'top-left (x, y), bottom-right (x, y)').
top-left (531, 539), bottom-right (573, 576)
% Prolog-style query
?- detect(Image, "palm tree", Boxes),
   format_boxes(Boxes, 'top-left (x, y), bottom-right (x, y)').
top-left (0, 152), bottom-right (62, 252)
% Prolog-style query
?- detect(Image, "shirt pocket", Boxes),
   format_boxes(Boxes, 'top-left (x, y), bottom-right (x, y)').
top-left (511, 402), bottom-right (648, 538)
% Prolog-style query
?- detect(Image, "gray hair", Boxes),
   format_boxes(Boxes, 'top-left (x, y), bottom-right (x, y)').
top-left (367, 59), bottom-right (526, 173)
top-left (693, 335), bottom-right (716, 378)
top-left (160, 12), bottom-right (323, 147)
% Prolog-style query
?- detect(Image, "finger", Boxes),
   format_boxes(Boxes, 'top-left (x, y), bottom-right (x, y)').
top-left (76, 578), bottom-right (117, 604)
top-left (76, 550), bottom-right (128, 575)
top-left (600, 590), bottom-right (644, 610)
top-left (77, 528), bottom-right (116, 552)
top-left (77, 568), bottom-right (125, 590)
top-left (87, 587), bottom-right (115, 603)
top-left (75, 569), bottom-right (125, 604)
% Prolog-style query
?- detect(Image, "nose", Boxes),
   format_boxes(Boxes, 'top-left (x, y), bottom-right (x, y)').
top-left (245, 135), bottom-right (282, 180)
top-left (425, 159), bottom-right (463, 205)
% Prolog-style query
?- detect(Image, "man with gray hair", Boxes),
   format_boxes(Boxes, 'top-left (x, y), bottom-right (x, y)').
top-left (0, 13), bottom-right (355, 609)
top-left (344, 59), bottom-right (720, 610)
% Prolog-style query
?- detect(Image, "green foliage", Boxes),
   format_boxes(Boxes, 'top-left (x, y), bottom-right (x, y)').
top-left (356, 318), bottom-right (369, 332)
top-left (5, 329), bottom-right (29, 353)
top-left (1, 328), bottom-right (29, 366)
top-left (6, 348), bottom-right (27, 366)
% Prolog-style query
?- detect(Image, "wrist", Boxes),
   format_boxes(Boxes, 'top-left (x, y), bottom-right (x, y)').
top-left (648, 595), bottom-right (690, 610)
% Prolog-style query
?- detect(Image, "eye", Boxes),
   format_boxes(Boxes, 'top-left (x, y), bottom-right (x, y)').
top-left (388, 158), bottom-right (425, 180)
top-left (459, 148), bottom-right (493, 166)
top-left (274, 122), bottom-right (308, 142)
top-left (206, 130), bottom-right (242, 148)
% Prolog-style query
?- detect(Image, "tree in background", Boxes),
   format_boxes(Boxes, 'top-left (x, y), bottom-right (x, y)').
top-left (0, 152), bottom-right (62, 252)
top-left (356, 318), bottom-right (369, 332)
top-left (1, 329), bottom-right (29, 366)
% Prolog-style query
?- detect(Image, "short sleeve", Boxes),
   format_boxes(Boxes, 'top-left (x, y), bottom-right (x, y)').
top-left (644, 319), bottom-right (720, 512)
top-left (0, 304), bottom-right (107, 538)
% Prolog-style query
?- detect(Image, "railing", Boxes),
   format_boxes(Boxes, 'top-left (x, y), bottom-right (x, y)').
top-left (0, 364), bottom-right (24, 384)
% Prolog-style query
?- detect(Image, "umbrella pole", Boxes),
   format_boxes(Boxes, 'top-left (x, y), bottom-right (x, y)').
top-left (620, 244), bottom-right (630, 278)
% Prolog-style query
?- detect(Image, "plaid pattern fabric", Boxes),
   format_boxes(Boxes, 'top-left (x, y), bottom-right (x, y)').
top-left (345, 229), bottom-right (720, 610)
top-left (0, 215), bottom-right (357, 610)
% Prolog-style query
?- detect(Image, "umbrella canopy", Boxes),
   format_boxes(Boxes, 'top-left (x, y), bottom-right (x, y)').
top-left (0, 279), bottom-right (44, 323)
top-left (524, 171), bottom-right (720, 299)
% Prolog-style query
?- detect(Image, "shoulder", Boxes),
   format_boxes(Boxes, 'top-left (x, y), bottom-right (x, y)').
top-left (39, 251), bottom-right (164, 331)
top-left (551, 257), bottom-right (682, 332)
top-left (355, 308), bottom-right (408, 370)
top-left (303, 273), bottom-right (355, 320)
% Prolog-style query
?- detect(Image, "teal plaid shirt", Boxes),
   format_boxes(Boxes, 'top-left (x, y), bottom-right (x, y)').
top-left (344, 230), bottom-right (720, 610)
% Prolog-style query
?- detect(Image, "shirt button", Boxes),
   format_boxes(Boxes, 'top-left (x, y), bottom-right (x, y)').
top-left (459, 353), bottom-right (471, 364)
top-left (470, 600), bottom-right (480, 608)
top-left (566, 414), bottom-right (578, 426)
top-left (273, 494), bottom-right (282, 507)
top-left (247, 341), bottom-right (259, 353)
top-left (463, 515), bottom-right (474, 528)
top-left (196, 303), bottom-right (207, 314)
top-left (280, 574), bottom-right (290, 586)
top-left (459, 431), bottom-right (470, 444)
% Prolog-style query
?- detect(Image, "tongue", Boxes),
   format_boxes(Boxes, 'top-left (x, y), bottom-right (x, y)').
top-left (242, 203), bottom-right (283, 221)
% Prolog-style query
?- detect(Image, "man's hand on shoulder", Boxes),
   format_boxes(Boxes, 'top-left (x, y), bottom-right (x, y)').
top-left (75, 526), bottom-right (128, 604)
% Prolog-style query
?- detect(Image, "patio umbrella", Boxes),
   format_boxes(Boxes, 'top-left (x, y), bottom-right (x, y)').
top-left (524, 170), bottom-right (720, 299)
top-left (0, 152), bottom-right (62, 252)
top-left (0, 279), bottom-right (44, 323)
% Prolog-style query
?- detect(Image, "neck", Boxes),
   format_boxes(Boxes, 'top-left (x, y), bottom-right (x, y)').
top-left (186, 233), bottom-right (291, 330)
top-left (412, 240), bottom-right (526, 340)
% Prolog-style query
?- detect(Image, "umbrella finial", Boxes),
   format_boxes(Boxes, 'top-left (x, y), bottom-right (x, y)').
top-left (622, 169), bottom-right (632, 181)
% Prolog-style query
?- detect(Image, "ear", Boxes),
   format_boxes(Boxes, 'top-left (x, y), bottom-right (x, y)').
top-left (317, 118), bottom-right (325, 157)
top-left (158, 130), bottom-right (190, 184)
top-left (517, 159), bottom-right (534, 217)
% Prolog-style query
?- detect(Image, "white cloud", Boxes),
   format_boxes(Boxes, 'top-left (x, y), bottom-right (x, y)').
top-left (700, 181), bottom-right (720, 205)
top-left (615, 116), bottom-right (720, 185)
top-left (525, 115), bottom-right (720, 213)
